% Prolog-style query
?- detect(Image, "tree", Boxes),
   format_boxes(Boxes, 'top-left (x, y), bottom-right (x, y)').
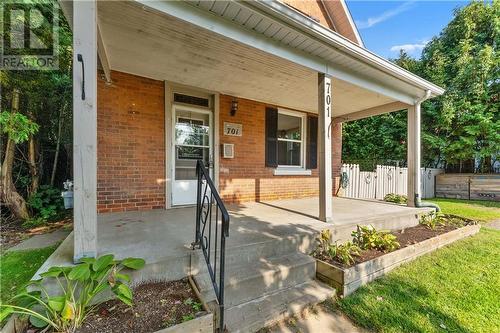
top-left (0, 0), bottom-right (72, 222)
top-left (343, 1), bottom-right (499, 172)
top-left (420, 0), bottom-right (499, 172)
top-left (0, 91), bottom-right (39, 220)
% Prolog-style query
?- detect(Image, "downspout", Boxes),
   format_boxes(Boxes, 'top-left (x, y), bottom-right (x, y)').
top-left (414, 90), bottom-right (440, 212)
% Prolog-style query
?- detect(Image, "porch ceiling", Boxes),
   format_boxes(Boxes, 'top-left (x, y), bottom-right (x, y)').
top-left (97, 1), bottom-right (395, 115)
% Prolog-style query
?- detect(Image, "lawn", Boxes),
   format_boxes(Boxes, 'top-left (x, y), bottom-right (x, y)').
top-left (338, 228), bottom-right (500, 333)
top-left (0, 245), bottom-right (57, 303)
top-left (427, 198), bottom-right (500, 222)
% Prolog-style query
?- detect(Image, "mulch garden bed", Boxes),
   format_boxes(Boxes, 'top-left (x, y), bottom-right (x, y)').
top-left (76, 279), bottom-right (208, 333)
top-left (324, 216), bottom-right (475, 268)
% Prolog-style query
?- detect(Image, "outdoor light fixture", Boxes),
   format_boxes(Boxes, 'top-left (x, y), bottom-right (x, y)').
top-left (231, 99), bottom-right (238, 116)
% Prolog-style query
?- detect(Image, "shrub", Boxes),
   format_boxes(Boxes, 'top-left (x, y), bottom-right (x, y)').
top-left (22, 217), bottom-right (46, 229)
top-left (314, 230), bottom-right (360, 265)
top-left (419, 213), bottom-right (444, 230)
top-left (0, 255), bottom-right (145, 332)
top-left (352, 225), bottom-right (400, 253)
top-left (384, 193), bottom-right (408, 204)
top-left (27, 185), bottom-right (65, 223)
top-left (330, 241), bottom-right (361, 265)
top-left (420, 213), bottom-right (476, 230)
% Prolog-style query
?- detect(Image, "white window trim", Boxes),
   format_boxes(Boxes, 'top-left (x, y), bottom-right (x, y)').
top-left (275, 108), bottom-right (310, 175)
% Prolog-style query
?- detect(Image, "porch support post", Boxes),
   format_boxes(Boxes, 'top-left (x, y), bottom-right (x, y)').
top-left (318, 73), bottom-right (333, 222)
top-left (73, 0), bottom-right (98, 261)
top-left (407, 105), bottom-right (417, 207)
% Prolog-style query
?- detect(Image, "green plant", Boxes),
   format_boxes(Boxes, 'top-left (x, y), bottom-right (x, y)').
top-left (184, 298), bottom-right (202, 312)
top-left (352, 225), bottom-right (400, 253)
top-left (0, 111), bottom-right (39, 144)
top-left (376, 233), bottom-right (400, 252)
top-left (22, 217), bottom-right (46, 229)
top-left (330, 241), bottom-right (361, 265)
top-left (27, 185), bottom-right (65, 223)
top-left (0, 254), bottom-right (145, 332)
top-left (313, 229), bottom-right (333, 259)
top-left (314, 230), bottom-right (360, 265)
top-left (383, 193), bottom-right (408, 204)
top-left (182, 314), bottom-right (194, 322)
top-left (419, 213), bottom-right (444, 230)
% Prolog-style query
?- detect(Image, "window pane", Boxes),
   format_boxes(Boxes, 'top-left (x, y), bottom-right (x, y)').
top-left (277, 113), bottom-right (301, 140)
top-left (175, 115), bottom-right (209, 146)
top-left (278, 141), bottom-right (301, 166)
top-left (175, 146), bottom-right (209, 180)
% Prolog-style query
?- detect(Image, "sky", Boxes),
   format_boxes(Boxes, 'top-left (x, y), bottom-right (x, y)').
top-left (346, 1), bottom-right (469, 59)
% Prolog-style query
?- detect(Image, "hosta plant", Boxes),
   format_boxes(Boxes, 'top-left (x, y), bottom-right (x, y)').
top-left (0, 254), bottom-right (145, 332)
top-left (352, 225), bottom-right (400, 253)
top-left (314, 230), bottom-right (360, 265)
top-left (383, 193), bottom-right (408, 204)
top-left (330, 241), bottom-right (361, 266)
top-left (419, 212), bottom-right (446, 230)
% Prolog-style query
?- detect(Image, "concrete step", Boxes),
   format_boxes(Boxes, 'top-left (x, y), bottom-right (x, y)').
top-left (195, 253), bottom-right (316, 307)
top-left (225, 280), bottom-right (335, 333)
top-left (191, 235), bottom-right (312, 274)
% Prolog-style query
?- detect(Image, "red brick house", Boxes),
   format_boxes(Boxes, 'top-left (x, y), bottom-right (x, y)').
top-left (49, 1), bottom-right (445, 330)
top-left (62, 0), bottom-right (444, 261)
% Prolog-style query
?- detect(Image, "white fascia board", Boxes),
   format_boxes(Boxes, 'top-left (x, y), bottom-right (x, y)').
top-left (135, 0), bottom-right (415, 104)
top-left (249, 0), bottom-right (445, 98)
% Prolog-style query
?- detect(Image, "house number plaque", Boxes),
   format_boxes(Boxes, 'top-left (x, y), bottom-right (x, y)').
top-left (224, 122), bottom-right (242, 136)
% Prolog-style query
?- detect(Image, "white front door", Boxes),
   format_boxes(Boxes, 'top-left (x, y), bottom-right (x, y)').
top-left (172, 105), bottom-right (213, 206)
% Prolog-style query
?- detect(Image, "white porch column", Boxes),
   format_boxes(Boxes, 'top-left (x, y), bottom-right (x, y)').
top-left (406, 105), bottom-right (418, 207)
top-left (73, 0), bottom-right (98, 261)
top-left (318, 73), bottom-right (333, 222)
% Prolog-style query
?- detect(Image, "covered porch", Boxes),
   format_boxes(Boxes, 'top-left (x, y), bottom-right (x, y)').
top-left (38, 197), bottom-right (431, 284)
top-left (62, 0), bottom-right (444, 261)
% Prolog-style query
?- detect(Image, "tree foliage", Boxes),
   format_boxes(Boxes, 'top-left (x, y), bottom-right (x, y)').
top-left (0, 111), bottom-right (39, 144)
top-left (1, 0), bottom-right (72, 221)
top-left (343, 0), bottom-right (499, 172)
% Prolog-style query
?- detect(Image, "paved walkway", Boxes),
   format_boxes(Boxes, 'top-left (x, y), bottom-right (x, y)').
top-left (6, 229), bottom-right (70, 252)
top-left (265, 305), bottom-right (369, 333)
top-left (486, 219), bottom-right (500, 230)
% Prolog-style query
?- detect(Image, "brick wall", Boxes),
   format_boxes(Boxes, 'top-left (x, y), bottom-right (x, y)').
top-left (283, 0), bottom-right (334, 30)
top-left (96, 71), bottom-right (342, 212)
top-left (219, 95), bottom-right (342, 203)
top-left (97, 71), bottom-right (165, 213)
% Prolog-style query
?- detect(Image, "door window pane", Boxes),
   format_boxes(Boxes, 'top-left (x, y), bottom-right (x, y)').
top-left (175, 117), bottom-right (209, 146)
top-left (175, 110), bottom-right (210, 180)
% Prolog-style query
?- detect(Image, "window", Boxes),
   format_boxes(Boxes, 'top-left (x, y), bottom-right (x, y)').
top-left (277, 110), bottom-right (305, 168)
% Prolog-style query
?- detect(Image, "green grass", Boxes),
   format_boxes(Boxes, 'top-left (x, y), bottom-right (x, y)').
top-left (0, 245), bottom-right (57, 303)
top-left (338, 228), bottom-right (500, 333)
top-left (427, 198), bottom-right (500, 222)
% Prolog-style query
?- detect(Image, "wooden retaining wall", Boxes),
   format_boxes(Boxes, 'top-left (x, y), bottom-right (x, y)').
top-left (316, 224), bottom-right (480, 297)
top-left (436, 174), bottom-right (500, 201)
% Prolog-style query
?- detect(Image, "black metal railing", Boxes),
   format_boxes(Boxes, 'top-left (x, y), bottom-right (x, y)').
top-left (194, 160), bottom-right (230, 332)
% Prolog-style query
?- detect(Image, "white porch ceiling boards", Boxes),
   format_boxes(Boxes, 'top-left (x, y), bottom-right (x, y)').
top-left (97, 1), bottom-right (394, 115)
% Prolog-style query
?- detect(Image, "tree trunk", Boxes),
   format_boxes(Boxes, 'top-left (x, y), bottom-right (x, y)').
top-left (28, 135), bottom-right (39, 195)
top-left (0, 89), bottom-right (30, 221)
top-left (1, 139), bottom-right (30, 220)
top-left (50, 104), bottom-right (65, 186)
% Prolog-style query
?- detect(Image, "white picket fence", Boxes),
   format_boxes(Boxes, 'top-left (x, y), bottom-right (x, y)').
top-left (340, 164), bottom-right (443, 200)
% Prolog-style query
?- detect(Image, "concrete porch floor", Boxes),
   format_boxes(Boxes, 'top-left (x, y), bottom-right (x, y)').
top-left (36, 197), bottom-right (431, 283)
